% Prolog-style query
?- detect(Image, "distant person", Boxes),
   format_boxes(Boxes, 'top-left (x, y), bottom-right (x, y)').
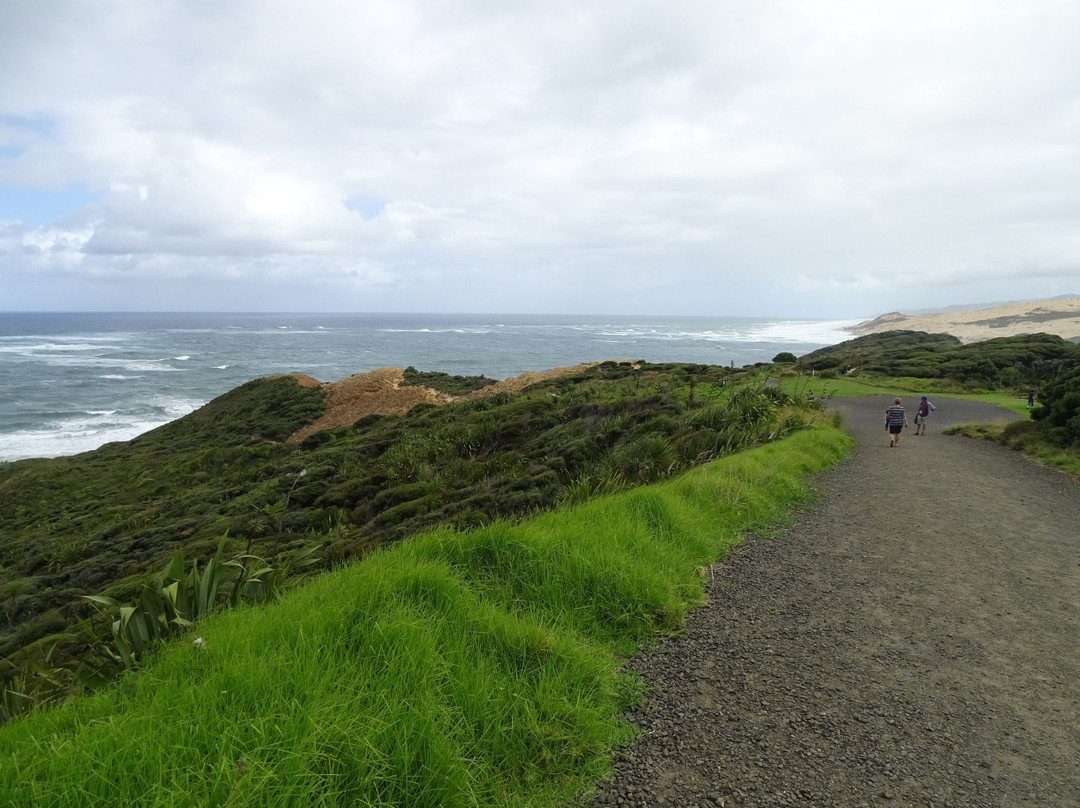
top-left (885, 397), bottom-right (908, 448)
top-left (1027, 390), bottom-right (1035, 409)
top-left (914, 396), bottom-right (935, 435)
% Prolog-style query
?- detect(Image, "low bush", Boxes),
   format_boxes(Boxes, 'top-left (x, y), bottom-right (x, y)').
top-left (801, 331), bottom-right (1080, 388)
top-left (1031, 365), bottom-right (1080, 447)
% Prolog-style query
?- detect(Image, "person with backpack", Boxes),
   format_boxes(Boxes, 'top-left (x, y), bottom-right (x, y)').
top-left (914, 395), bottom-right (935, 435)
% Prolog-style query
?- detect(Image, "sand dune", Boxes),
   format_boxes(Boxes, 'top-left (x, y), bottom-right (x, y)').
top-left (847, 296), bottom-right (1080, 343)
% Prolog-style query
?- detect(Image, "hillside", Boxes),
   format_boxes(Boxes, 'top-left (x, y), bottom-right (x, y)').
top-left (799, 330), bottom-right (1080, 384)
top-left (286, 362), bottom-right (605, 443)
top-left (5, 380), bottom-right (1078, 805)
top-left (848, 296), bottom-right (1080, 343)
top-left (1, 359), bottom-right (818, 700)
top-left (3, 337), bottom-right (1079, 805)
top-left (0, 428), bottom-right (853, 807)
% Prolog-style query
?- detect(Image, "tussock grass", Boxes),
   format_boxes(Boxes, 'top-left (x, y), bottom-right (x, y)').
top-left (0, 428), bottom-right (852, 808)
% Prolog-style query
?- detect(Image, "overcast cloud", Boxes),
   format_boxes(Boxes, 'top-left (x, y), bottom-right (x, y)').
top-left (2, 0), bottom-right (1078, 318)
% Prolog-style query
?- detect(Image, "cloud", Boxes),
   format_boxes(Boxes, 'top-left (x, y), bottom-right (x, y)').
top-left (1, 0), bottom-right (1079, 316)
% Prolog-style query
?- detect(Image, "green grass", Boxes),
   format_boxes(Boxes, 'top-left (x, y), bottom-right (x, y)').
top-left (782, 372), bottom-right (967, 397)
top-left (932, 391), bottom-right (1032, 417)
top-left (776, 373), bottom-right (1034, 416)
top-left (776, 372), bottom-right (956, 399)
top-left (0, 365), bottom-right (814, 665)
top-left (0, 427), bottom-right (852, 808)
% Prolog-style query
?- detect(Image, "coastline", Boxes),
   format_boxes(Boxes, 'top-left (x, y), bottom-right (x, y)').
top-left (0, 313), bottom-right (857, 463)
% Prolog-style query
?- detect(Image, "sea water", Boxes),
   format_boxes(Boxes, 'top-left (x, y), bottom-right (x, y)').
top-left (0, 312), bottom-right (858, 462)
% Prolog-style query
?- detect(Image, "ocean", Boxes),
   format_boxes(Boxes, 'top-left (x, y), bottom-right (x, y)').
top-left (0, 312), bottom-right (858, 463)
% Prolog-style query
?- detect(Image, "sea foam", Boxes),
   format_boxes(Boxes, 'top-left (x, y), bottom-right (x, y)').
top-left (0, 311), bottom-right (855, 462)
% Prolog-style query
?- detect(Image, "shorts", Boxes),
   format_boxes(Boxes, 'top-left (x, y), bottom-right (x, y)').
top-left (889, 424), bottom-right (903, 434)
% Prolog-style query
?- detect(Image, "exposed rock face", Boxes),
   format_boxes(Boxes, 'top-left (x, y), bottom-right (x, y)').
top-left (848, 296), bottom-right (1080, 343)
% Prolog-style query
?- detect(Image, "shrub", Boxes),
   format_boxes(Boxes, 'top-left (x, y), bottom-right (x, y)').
top-left (800, 330), bottom-right (1080, 384)
top-left (772, 352), bottom-right (797, 363)
top-left (373, 496), bottom-right (440, 527)
top-left (1032, 366), bottom-right (1080, 447)
top-left (143, 376), bottom-right (325, 448)
top-left (401, 366), bottom-right (498, 395)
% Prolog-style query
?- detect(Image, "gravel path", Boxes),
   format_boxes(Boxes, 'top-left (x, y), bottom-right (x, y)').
top-left (581, 396), bottom-right (1080, 808)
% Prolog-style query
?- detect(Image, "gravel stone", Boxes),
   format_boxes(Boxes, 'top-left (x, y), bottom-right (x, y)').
top-left (576, 396), bottom-right (1080, 808)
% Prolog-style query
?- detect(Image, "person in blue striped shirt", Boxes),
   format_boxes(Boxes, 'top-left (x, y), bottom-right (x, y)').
top-left (885, 398), bottom-right (908, 447)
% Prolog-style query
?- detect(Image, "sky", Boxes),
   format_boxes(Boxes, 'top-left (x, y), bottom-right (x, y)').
top-left (2, 1), bottom-right (1079, 319)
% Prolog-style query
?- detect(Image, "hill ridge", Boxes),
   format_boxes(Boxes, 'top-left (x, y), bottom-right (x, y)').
top-left (285, 362), bottom-right (612, 442)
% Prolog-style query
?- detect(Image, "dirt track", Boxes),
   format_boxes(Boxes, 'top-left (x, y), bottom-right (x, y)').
top-left (582, 396), bottom-right (1080, 807)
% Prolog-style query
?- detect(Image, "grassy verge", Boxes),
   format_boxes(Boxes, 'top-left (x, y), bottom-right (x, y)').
top-left (0, 426), bottom-right (852, 808)
top-left (775, 373), bottom-right (1033, 415)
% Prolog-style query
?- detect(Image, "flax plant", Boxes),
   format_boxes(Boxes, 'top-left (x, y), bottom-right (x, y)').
top-left (0, 427), bottom-right (851, 808)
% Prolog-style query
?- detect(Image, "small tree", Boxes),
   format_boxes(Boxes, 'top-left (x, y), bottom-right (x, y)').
top-left (1031, 366), bottom-right (1080, 447)
top-left (956, 357), bottom-right (1001, 387)
top-left (772, 352), bottom-right (797, 364)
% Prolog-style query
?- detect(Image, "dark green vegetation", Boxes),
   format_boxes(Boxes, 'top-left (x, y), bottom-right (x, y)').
top-left (402, 365), bottom-right (498, 395)
top-left (1, 376), bottom-right (325, 648)
top-left (153, 374), bottom-right (327, 447)
top-left (2, 327), bottom-right (1077, 806)
top-left (800, 331), bottom-right (1080, 388)
top-left (1031, 364), bottom-right (1080, 447)
top-left (955, 364), bottom-right (1080, 474)
top-left (0, 428), bottom-right (852, 808)
top-left (1, 360), bottom-right (820, 716)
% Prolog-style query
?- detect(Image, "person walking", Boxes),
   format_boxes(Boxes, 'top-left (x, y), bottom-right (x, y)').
top-left (914, 395), bottom-right (935, 435)
top-left (885, 397), bottom-right (908, 447)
